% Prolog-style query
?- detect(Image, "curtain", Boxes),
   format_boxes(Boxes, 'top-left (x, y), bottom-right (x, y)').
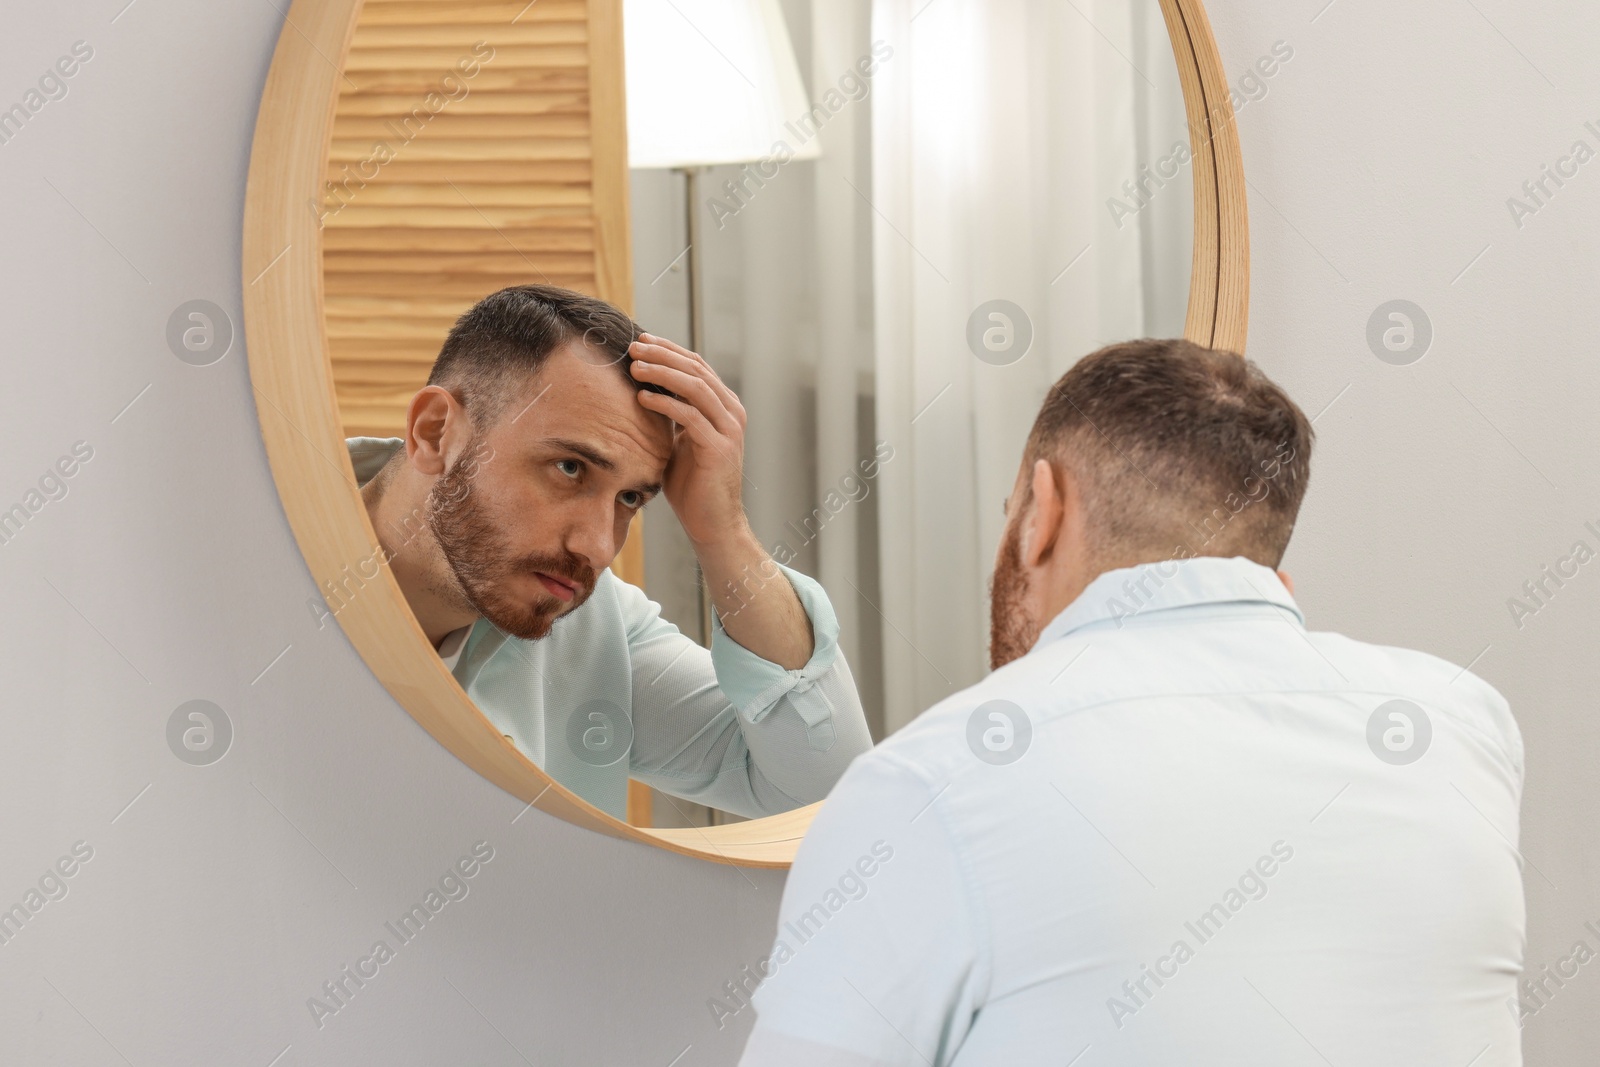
top-left (632, 0), bottom-right (887, 752)
top-left (869, 0), bottom-right (1193, 731)
top-left (632, 0), bottom-right (1191, 749)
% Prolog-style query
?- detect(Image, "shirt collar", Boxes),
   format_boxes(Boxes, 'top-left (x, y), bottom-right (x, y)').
top-left (436, 624), bottom-right (472, 662)
top-left (1035, 555), bottom-right (1304, 648)
top-left (347, 436), bottom-right (405, 488)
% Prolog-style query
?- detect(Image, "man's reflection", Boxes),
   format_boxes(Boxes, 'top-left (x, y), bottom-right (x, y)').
top-left (344, 283), bottom-right (871, 821)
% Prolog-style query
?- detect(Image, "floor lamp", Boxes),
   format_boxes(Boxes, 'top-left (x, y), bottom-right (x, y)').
top-left (625, 0), bottom-right (821, 648)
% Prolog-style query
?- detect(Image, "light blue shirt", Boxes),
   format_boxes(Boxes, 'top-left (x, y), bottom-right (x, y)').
top-left (346, 437), bottom-right (872, 821)
top-left (739, 556), bottom-right (1525, 1066)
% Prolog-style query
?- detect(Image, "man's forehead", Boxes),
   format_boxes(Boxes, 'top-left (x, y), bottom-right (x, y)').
top-left (495, 342), bottom-right (671, 467)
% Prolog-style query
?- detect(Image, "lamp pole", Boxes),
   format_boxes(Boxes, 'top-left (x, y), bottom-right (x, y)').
top-left (678, 165), bottom-right (715, 648)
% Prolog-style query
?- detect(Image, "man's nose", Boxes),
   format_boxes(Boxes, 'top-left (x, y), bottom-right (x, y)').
top-left (565, 507), bottom-right (616, 570)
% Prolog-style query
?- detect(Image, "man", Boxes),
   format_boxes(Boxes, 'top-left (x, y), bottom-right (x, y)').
top-left (341, 284), bottom-right (871, 821)
top-left (738, 339), bottom-right (1525, 1065)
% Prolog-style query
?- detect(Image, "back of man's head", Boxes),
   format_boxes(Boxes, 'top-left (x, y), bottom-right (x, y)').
top-left (1025, 338), bottom-right (1313, 570)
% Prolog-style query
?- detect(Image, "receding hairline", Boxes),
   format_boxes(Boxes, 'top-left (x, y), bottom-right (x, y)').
top-left (424, 283), bottom-right (645, 431)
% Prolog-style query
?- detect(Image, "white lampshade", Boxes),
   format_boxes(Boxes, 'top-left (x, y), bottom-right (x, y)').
top-left (624, 0), bottom-right (822, 170)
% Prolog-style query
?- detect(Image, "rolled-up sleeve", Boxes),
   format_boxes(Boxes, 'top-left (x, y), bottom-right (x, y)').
top-left (621, 564), bottom-right (874, 819)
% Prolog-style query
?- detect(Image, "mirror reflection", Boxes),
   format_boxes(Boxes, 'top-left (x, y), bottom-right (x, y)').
top-left (320, 0), bottom-right (1193, 827)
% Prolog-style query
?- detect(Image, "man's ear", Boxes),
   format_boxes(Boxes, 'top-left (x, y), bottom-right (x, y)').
top-left (406, 385), bottom-right (465, 477)
top-left (1022, 458), bottom-right (1065, 568)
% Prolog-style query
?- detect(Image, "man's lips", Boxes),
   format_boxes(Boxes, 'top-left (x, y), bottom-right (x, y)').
top-left (534, 572), bottom-right (579, 602)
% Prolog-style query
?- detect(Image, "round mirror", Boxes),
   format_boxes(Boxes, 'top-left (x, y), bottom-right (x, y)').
top-left (243, 0), bottom-right (1246, 866)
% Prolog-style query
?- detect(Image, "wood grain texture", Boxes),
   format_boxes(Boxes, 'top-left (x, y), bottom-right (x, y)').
top-left (1160, 0), bottom-right (1250, 353)
top-left (243, 0), bottom-right (1247, 868)
top-left (322, 2), bottom-right (596, 439)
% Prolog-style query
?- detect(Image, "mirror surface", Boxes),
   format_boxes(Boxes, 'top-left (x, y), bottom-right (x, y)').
top-left (625, 0), bottom-right (1196, 827)
top-left (313, 0), bottom-right (1196, 831)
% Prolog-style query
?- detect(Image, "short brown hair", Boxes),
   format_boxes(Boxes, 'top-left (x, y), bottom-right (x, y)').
top-left (1025, 338), bottom-right (1313, 568)
top-left (426, 284), bottom-right (654, 428)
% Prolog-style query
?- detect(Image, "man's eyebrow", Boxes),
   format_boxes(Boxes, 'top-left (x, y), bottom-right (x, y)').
top-left (542, 438), bottom-right (662, 495)
top-left (543, 438), bottom-right (616, 471)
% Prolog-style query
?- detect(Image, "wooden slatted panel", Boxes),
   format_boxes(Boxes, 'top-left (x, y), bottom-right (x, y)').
top-left (323, 0), bottom-right (604, 438)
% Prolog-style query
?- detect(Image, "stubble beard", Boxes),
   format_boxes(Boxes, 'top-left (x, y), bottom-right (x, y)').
top-left (988, 519), bottom-right (1038, 670)
top-left (426, 439), bottom-right (597, 642)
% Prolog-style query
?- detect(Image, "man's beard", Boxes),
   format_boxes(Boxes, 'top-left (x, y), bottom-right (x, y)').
top-left (426, 440), bottom-right (597, 641)
top-left (988, 520), bottom-right (1038, 670)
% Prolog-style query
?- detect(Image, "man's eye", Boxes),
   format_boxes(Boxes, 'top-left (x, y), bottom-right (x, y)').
top-left (619, 490), bottom-right (644, 509)
top-left (556, 459), bottom-right (581, 478)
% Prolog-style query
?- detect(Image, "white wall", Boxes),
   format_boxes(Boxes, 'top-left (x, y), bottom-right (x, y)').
top-left (1214, 0), bottom-right (1600, 1059)
top-left (0, 5), bottom-right (783, 1064)
top-left (2, 0), bottom-right (1594, 1063)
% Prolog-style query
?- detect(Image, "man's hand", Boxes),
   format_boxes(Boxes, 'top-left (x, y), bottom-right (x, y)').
top-left (628, 333), bottom-right (814, 669)
top-left (628, 332), bottom-right (748, 548)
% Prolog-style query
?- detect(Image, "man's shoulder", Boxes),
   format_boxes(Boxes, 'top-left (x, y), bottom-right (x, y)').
top-left (861, 623), bottom-right (1521, 789)
top-left (345, 436), bottom-right (404, 486)
top-left (1307, 627), bottom-right (1522, 774)
top-left (595, 568), bottom-right (673, 634)
top-left (853, 651), bottom-right (1076, 793)
top-left (1310, 627), bottom-right (1510, 705)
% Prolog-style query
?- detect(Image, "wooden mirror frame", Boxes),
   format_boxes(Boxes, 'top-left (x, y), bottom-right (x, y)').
top-left (241, 0), bottom-right (1248, 869)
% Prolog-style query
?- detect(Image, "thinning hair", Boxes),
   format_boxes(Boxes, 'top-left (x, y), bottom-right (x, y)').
top-left (1024, 338), bottom-right (1314, 568)
top-left (425, 283), bottom-right (653, 429)
top-left (362, 285), bottom-right (668, 502)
